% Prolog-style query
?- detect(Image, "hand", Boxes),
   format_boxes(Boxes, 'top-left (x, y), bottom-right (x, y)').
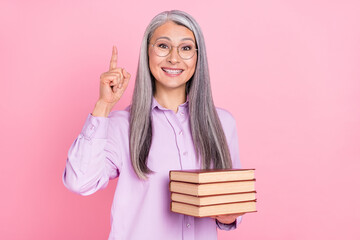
top-left (210, 213), bottom-right (245, 224)
top-left (92, 46), bottom-right (131, 117)
top-left (99, 45), bottom-right (130, 104)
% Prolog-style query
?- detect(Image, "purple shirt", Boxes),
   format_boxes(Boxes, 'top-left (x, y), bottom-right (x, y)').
top-left (63, 98), bottom-right (242, 240)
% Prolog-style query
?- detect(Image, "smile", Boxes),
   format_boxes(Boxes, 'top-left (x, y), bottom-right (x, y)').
top-left (162, 67), bottom-right (184, 75)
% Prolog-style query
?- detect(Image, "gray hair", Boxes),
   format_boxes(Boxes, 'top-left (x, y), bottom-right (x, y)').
top-left (130, 10), bottom-right (232, 180)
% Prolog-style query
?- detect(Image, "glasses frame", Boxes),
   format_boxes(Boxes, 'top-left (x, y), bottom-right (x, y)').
top-left (150, 40), bottom-right (198, 60)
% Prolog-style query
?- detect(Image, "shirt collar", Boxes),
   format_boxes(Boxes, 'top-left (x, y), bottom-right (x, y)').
top-left (151, 97), bottom-right (189, 111)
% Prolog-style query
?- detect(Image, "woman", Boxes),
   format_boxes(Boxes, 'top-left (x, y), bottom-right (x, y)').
top-left (63, 10), bottom-right (244, 240)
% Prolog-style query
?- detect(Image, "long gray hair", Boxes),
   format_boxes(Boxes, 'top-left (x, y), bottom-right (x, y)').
top-left (130, 10), bottom-right (232, 180)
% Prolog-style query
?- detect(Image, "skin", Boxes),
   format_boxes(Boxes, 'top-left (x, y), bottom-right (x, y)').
top-left (148, 21), bottom-right (197, 113)
top-left (92, 46), bottom-right (130, 117)
top-left (92, 21), bottom-right (244, 225)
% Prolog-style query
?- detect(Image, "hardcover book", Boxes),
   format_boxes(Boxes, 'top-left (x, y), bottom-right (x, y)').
top-left (169, 179), bottom-right (256, 197)
top-left (171, 200), bottom-right (257, 217)
top-left (169, 169), bottom-right (255, 183)
top-left (171, 191), bottom-right (256, 206)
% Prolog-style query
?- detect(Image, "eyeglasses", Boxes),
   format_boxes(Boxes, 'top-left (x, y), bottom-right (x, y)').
top-left (151, 40), bottom-right (197, 60)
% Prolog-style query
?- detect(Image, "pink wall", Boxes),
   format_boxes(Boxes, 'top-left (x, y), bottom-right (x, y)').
top-left (1, 0), bottom-right (359, 239)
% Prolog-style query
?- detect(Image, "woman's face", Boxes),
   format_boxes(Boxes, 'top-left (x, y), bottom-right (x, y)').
top-left (148, 21), bottom-right (197, 94)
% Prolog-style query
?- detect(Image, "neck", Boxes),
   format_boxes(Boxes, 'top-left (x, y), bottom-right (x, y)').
top-left (154, 88), bottom-right (186, 113)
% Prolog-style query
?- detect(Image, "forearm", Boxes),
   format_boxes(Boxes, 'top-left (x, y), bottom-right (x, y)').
top-left (92, 100), bottom-right (115, 118)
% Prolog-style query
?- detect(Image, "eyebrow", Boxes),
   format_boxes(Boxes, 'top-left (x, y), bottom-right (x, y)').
top-left (155, 36), bottom-right (195, 43)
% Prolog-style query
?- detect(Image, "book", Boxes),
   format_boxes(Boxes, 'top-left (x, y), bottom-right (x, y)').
top-left (169, 169), bottom-right (255, 183)
top-left (171, 200), bottom-right (257, 217)
top-left (171, 191), bottom-right (256, 206)
top-left (169, 179), bottom-right (255, 197)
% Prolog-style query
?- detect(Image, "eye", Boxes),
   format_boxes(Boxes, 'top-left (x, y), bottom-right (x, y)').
top-left (181, 45), bottom-right (193, 51)
top-left (157, 43), bottom-right (169, 49)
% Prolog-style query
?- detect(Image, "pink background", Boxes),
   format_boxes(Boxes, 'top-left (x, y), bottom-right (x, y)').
top-left (1, 0), bottom-right (359, 239)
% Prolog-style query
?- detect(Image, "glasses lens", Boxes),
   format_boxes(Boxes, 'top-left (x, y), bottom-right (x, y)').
top-left (153, 40), bottom-right (170, 57)
top-left (153, 40), bottom-right (197, 59)
top-left (178, 43), bottom-right (196, 59)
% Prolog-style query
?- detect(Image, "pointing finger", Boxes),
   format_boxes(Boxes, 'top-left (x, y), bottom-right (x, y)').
top-left (109, 46), bottom-right (118, 70)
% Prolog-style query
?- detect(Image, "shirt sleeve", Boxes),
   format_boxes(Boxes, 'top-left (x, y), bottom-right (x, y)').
top-left (215, 216), bottom-right (243, 231)
top-left (62, 114), bottom-right (121, 196)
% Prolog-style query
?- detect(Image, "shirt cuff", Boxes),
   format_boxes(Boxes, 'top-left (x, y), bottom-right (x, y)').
top-left (81, 114), bottom-right (109, 140)
top-left (216, 215), bottom-right (242, 231)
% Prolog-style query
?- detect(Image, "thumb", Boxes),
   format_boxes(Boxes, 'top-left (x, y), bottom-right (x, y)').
top-left (123, 68), bottom-right (131, 80)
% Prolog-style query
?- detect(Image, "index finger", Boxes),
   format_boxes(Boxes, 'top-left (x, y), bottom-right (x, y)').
top-left (109, 46), bottom-right (118, 70)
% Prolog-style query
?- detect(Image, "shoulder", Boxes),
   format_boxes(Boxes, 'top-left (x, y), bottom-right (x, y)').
top-left (108, 108), bottom-right (130, 119)
top-left (215, 107), bottom-right (237, 129)
top-left (107, 107), bottom-right (131, 130)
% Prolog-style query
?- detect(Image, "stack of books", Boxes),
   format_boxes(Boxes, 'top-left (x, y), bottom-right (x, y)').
top-left (169, 169), bottom-right (257, 217)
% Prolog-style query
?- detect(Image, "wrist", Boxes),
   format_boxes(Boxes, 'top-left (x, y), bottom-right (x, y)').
top-left (216, 219), bottom-right (236, 225)
top-left (92, 100), bottom-right (114, 117)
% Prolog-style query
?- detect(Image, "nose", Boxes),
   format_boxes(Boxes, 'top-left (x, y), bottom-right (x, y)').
top-left (167, 46), bottom-right (180, 64)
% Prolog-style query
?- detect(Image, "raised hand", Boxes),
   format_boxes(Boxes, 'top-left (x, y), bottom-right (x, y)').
top-left (92, 46), bottom-right (131, 117)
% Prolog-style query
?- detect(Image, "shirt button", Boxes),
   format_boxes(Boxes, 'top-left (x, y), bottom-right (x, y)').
top-left (183, 151), bottom-right (188, 156)
top-left (90, 125), bottom-right (95, 130)
top-left (180, 111), bottom-right (185, 116)
top-left (186, 223), bottom-right (191, 228)
top-left (179, 130), bottom-right (183, 135)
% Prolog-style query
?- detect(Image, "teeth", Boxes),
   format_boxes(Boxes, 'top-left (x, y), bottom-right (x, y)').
top-left (163, 68), bottom-right (183, 74)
